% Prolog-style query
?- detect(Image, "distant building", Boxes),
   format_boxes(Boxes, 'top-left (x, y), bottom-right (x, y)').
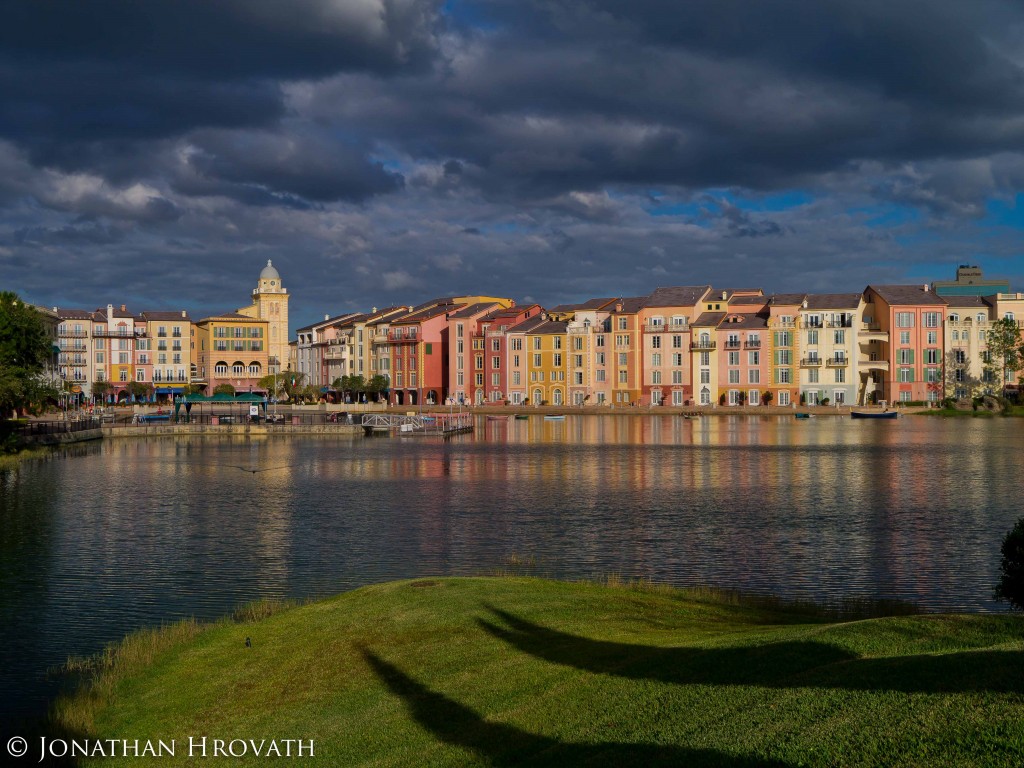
top-left (237, 260), bottom-right (290, 375)
top-left (932, 265), bottom-right (1009, 297)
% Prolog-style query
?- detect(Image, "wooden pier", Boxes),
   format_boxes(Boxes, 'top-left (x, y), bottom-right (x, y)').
top-left (361, 412), bottom-right (473, 437)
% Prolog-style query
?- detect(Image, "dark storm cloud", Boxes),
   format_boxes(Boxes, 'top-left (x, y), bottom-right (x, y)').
top-left (4, 0), bottom-right (1024, 323)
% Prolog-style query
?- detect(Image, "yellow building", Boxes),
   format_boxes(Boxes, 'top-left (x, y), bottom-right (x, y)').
top-left (524, 316), bottom-right (569, 406)
top-left (139, 310), bottom-right (193, 396)
top-left (238, 260), bottom-right (289, 374)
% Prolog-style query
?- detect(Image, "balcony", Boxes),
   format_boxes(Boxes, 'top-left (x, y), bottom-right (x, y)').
top-left (828, 320), bottom-right (854, 328)
top-left (723, 341), bottom-right (742, 350)
top-left (826, 357), bottom-right (848, 367)
top-left (800, 357), bottom-right (823, 367)
top-left (859, 325), bottom-right (888, 341)
top-left (643, 323), bottom-right (667, 333)
top-left (324, 348), bottom-right (347, 360)
top-left (59, 329), bottom-right (89, 338)
top-left (690, 340), bottom-right (716, 351)
top-left (860, 357), bottom-right (890, 371)
top-left (743, 340), bottom-right (761, 349)
top-left (802, 321), bottom-right (824, 329)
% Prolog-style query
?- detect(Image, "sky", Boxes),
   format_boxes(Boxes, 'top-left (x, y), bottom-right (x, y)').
top-left (3, 0), bottom-right (1024, 331)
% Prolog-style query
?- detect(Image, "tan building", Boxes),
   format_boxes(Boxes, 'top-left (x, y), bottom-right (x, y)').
top-left (238, 260), bottom-right (289, 375)
top-left (194, 312), bottom-right (270, 394)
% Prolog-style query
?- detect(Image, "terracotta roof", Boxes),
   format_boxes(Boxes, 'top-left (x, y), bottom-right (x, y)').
top-left (393, 302), bottom-right (464, 324)
top-left (449, 302), bottom-right (500, 319)
top-left (646, 286), bottom-right (712, 308)
top-left (942, 295), bottom-right (991, 309)
top-left (611, 296), bottom-right (647, 314)
top-left (139, 311), bottom-right (192, 322)
top-left (721, 314), bottom-right (769, 330)
top-left (199, 311), bottom-right (262, 323)
top-left (804, 293), bottom-right (861, 310)
top-left (723, 295), bottom-right (768, 307)
top-left (530, 320), bottom-right (568, 335)
top-left (868, 285), bottom-right (947, 306)
top-left (766, 293), bottom-right (808, 305)
top-left (692, 311), bottom-right (727, 326)
top-left (55, 308), bottom-right (95, 320)
top-left (506, 315), bottom-right (550, 334)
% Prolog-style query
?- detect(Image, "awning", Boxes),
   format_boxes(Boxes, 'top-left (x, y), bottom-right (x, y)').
top-left (155, 387), bottom-right (184, 394)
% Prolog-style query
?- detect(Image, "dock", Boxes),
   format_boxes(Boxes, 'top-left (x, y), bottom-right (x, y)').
top-left (361, 413), bottom-right (473, 437)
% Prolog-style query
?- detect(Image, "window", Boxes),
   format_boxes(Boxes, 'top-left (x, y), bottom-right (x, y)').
top-left (700, 351), bottom-right (710, 366)
top-left (119, 369), bottom-right (128, 382)
top-left (925, 367), bottom-right (941, 383)
top-left (573, 354), bottom-right (583, 368)
top-left (492, 339), bottom-right (500, 352)
top-left (896, 312), bottom-right (914, 328)
top-left (897, 349), bottom-right (914, 365)
top-left (748, 351), bottom-right (759, 366)
top-left (511, 338), bottom-right (522, 351)
top-left (553, 337), bottom-right (562, 350)
top-left (573, 336), bottom-right (583, 350)
top-left (596, 335), bottom-right (605, 347)
top-left (672, 370), bottom-right (683, 384)
top-left (597, 352), bottom-right (605, 365)
top-left (651, 335), bottom-right (661, 349)
top-left (749, 369), bottom-right (760, 384)
top-left (778, 368), bottom-right (791, 384)
top-left (807, 330), bottom-right (818, 346)
top-left (618, 370), bottom-right (628, 383)
top-left (776, 350), bottom-right (792, 366)
top-left (492, 356), bottom-right (501, 369)
top-left (596, 370), bottom-right (606, 382)
top-left (672, 335), bottom-right (683, 349)
top-left (924, 312), bottom-right (940, 328)
top-left (728, 351), bottom-right (739, 366)
top-left (475, 355), bottom-right (484, 369)
top-left (729, 370), bottom-right (740, 384)
top-left (834, 368), bottom-right (846, 383)
top-left (775, 331), bottom-right (792, 347)
top-left (512, 371), bottom-right (520, 385)
top-left (834, 330), bottom-right (845, 345)
top-left (778, 391), bottom-right (790, 406)
top-left (618, 353), bottom-right (627, 366)
top-left (553, 353), bottom-right (562, 367)
top-left (232, 363), bottom-right (244, 375)
top-left (927, 331), bottom-right (937, 345)
top-left (618, 318), bottom-right (627, 330)
top-left (900, 390), bottom-right (912, 402)
top-left (136, 369), bottom-right (145, 381)
top-left (809, 368), bottom-right (819, 383)
top-left (215, 362), bottom-right (228, 375)
top-left (457, 371), bottom-right (464, 386)
top-left (806, 315), bottom-right (822, 328)
top-left (492, 373), bottom-right (500, 386)
top-left (652, 371), bottom-right (662, 384)
top-left (574, 371), bottom-right (583, 385)
top-left (533, 354), bottom-right (542, 367)
top-left (651, 353), bottom-right (661, 367)
top-left (749, 390), bottom-right (759, 405)
top-left (616, 335), bottom-right (629, 347)
top-left (672, 391), bottom-right (684, 406)
top-left (475, 373), bottom-right (483, 386)
top-left (700, 369), bottom-right (710, 384)
top-left (248, 363), bottom-right (260, 376)
top-left (925, 349), bottom-right (939, 364)
top-left (533, 337), bottom-right (541, 350)
top-left (898, 367), bottom-right (914, 383)
top-left (672, 353), bottom-right (683, 366)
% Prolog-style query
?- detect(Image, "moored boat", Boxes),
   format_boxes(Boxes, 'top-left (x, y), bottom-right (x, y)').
top-left (794, 413), bottom-right (813, 419)
top-left (851, 410), bottom-right (897, 419)
top-left (543, 415), bottom-right (566, 421)
top-left (514, 414), bottom-right (529, 420)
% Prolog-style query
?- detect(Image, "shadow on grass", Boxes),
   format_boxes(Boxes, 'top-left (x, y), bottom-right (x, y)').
top-left (361, 648), bottom-right (791, 767)
top-left (477, 606), bottom-right (1024, 694)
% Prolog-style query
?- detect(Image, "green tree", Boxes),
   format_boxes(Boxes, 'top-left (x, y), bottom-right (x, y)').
top-left (0, 292), bottom-right (58, 417)
top-left (258, 374), bottom-right (286, 399)
top-left (984, 317), bottom-right (1023, 394)
top-left (995, 517), bottom-right (1024, 610)
top-left (366, 375), bottom-right (389, 401)
top-left (213, 383), bottom-right (236, 396)
top-left (127, 381), bottom-right (153, 402)
top-left (282, 371), bottom-right (306, 401)
top-left (92, 380), bottom-right (111, 403)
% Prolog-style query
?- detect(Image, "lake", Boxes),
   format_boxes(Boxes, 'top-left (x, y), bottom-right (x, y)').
top-left (2, 414), bottom-right (1021, 725)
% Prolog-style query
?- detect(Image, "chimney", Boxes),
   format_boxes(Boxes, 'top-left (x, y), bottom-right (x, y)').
top-left (372, 307), bottom-right (377, 313)
top-left (721, 291), bottom-right (727, 300)
top-left (325, 314), bottom-right (329, 321)
top-left (121, 304), bottom-right (126, 312)
top-left (923, 284), bottom-right (929, 292)
top-left (107, 303), bottom-right (114, 320)
top-left (182, 310), bottom-right (187, 318)
top-left (615, 302), bottom-right (623, 312)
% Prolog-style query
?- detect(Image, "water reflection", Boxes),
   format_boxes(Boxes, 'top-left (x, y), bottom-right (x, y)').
top-left (2, 416), bottom-right (1023, 724)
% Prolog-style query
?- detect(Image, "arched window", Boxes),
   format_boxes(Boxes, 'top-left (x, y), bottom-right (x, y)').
top-left (533, 388), bottom-right (543, 404)
top-left (553, 389), bottom-right (563, 405)
top-left (232, 361), bottom-right (245, 376)
top-left (248, 362), bottom-right (261, 376)
top-left (215, 361), bottom-right (228, 375)
top-left (948, 313), bottom-right (959, 323)
top-left (1005, 312), bottom-right (1015, 322)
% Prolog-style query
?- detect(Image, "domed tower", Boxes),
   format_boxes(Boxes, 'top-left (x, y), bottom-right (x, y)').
top-left (238, 260), bottom-right (290, 374)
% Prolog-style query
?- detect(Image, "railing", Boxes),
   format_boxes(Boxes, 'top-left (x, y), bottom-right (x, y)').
top-left (690, 341), bottom-right (716, 350)
top-left (723, 341), bottom-right (742, 349)
top-left (800, 357), bottom-right (823, 367)
top-left (14, 417), bottom-right (102, 437)
top-left (826, 357), bottom-right (848, 367)
top-left (59, 330), bottom-right (89, 338)
top-left (744, 340), bottom-right (761, 349)
top-left (828, 320), bottom-right (854, 328)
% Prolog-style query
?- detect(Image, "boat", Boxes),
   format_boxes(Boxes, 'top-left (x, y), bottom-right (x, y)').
top-left (486, 415), bottom-right (509, 421)
top-left (543, 415), bottom-right (566, 421)
top-left (514, 415), bottom-right (529, 420)
top-left (851, 410), bottom-right (898, 419)
top-left (794, 413), bottom-right (813, 419)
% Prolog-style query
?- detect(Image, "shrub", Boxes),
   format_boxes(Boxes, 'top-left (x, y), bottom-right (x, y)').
top-left (995, 517), bottom-right (1024, 610)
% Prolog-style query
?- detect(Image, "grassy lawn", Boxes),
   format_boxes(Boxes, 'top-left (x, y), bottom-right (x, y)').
top-left (51, 577), bottom-right (1024, 767)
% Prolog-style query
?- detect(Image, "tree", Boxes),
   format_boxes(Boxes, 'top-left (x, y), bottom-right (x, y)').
top-left (365, 375), bottom-right (389, 402)
top-left (995, 517), bottom-right (1024, 610)
top-left (92, 380), bottom-right (111, 403)
top-left (939, 350), bottom-right (981, 402)
top-left (984, 317), bottom-right (1023, 395)
top-left (0, 292), bottom-right (58, 417)
top-left (127, 381), bottom-right (153, 402)
top-left (258, 374), bottom-right (285, 399)
top-left (213, 383), bottom-right (236, 396)
top-left (282, 371), bottom-right (306, 401)
top-left (761, 391), bottom-right (774, 406)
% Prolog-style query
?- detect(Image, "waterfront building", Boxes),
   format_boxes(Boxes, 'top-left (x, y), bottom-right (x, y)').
top-left (194, 312), bottom-right (270, 395)
top-left (448, 301), bottom-right (510, 405)
top-left (717, 311), bottom-right (770, 407)
top-left (295, 313), bottom-right (362, 388)
top-left (943, 293), bottom-right (1024, 399)
top-left (237, 260), bottom-right (290, 375)
top-left (139, 310), bottom-right (193, 397)
top-left (862, 285), bottom-right (946, 404)
top-left (55, 308), bottom-right (97, 399)
top-left (690, 310), bottom-right (724, 406)
top-left (522, 313), bottom-right (569, 406)
top-left (554, 298), bottom-right (617, 406)
top-left (609, 297), bottom-right (647, 405)
top-left (479, 304), bottom-right (542, 404)
top-left (505, 314), bottom-right (549, 405)
top-left (765, 294), bottom-right (805, 407)
top-left (932, 265), bottom-right (1009, 297)
top-left (798, 294), bottom-right (862, 406)
top-left (387, 299), bottom-right (462, 406)
top-left (639, 286), bottom-right (710, 406)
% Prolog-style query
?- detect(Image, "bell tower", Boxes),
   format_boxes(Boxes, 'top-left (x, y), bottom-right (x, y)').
top-left (238, 260), bottom-right (290, 374)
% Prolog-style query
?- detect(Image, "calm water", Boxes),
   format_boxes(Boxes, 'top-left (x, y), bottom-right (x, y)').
top-left (2, 414), bottom-right (1022, 724)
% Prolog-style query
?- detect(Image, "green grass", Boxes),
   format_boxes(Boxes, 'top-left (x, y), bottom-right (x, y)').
top-left (50, 577), bottom-right (1024, 767)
